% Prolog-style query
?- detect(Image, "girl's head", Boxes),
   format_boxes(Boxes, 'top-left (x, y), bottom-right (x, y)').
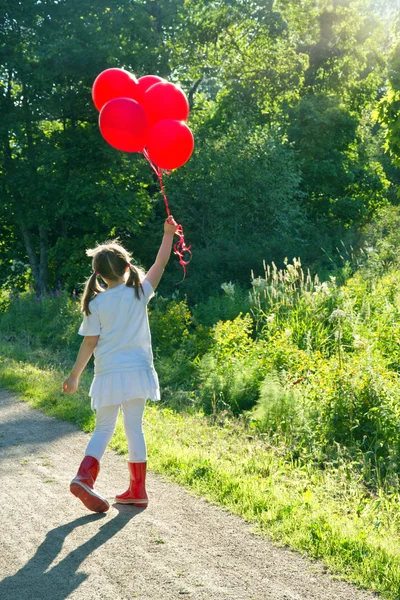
top-left (81, 240), bottom-right (145, 315)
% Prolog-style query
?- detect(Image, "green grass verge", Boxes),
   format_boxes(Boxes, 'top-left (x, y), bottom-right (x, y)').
top-left (0, 340), bottom-right (399, 599)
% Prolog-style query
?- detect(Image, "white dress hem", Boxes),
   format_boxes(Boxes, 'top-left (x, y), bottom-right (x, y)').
top-left (89, 368), bottom-right (161, 411)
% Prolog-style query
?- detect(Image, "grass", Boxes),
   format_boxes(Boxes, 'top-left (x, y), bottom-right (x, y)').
top-left (1, 338), bottom-right (400, 598)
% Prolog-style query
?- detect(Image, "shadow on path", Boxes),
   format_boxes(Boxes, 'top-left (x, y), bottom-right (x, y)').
top-left (0, 505), bottom-right (142, 600)
top-left (0, 415), bottom-right (76, 455)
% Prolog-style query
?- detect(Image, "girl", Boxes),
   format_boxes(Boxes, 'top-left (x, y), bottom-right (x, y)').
top-left (63, 215), bottom-right (179, 513)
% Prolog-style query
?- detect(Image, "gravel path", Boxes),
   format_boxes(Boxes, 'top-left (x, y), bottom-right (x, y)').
top-left (0, 389), bottom-right (380, 600)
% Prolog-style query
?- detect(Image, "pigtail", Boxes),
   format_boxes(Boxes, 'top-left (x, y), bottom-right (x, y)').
top-left (126, 264), bottom-right (145, 300)
top-left (81, 272), bottom-right (104, 316)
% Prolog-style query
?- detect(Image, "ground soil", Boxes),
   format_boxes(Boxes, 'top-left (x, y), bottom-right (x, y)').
top-left (0, 389), bottom-right (381, 600)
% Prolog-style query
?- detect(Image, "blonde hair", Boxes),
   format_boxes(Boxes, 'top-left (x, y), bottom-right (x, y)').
top-left (81, 240), bottom-right (145, 316)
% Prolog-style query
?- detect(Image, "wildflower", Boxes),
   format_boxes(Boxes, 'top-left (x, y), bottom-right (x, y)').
top-left (221, 281), bottom-right (235, 296)
top-left (353, 334), bottom-right (368, 349)
top-left (251, 277), bottom-right (267, 291)
top-left (328, 308), bottom-right (346, 322)
top-left (314, 281), bottom-right (331, 297)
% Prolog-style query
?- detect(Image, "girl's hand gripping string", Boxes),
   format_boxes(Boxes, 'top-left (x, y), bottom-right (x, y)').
top-left (164, 215), bottom-right (180, 235)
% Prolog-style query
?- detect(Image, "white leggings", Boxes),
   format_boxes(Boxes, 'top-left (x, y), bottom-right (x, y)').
top-left (85, 398), bottom-right (147, 462)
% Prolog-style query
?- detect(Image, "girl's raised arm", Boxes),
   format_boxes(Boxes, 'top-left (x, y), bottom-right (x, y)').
top-left (145, 216), bottom-right (180, 291)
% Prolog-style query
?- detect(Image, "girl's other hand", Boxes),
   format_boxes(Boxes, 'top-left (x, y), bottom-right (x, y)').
top-left (63, 375), bottom-right (79, 394)
top-left (164, 215), bottom-right (179, 235)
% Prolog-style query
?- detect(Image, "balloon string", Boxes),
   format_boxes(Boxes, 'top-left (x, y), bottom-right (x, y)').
top-left (143, 149), bottom-right (192, 284)
top-left (143, 148), bottom-right (171, 215)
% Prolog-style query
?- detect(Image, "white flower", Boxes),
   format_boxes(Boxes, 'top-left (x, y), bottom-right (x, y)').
top-left (329, 309), bottom-right (346, 322)
top-left (353, 334), bottom-right (367, 349)
top-left (314, 281), bottom-right (331, 297)
top-left (221, 281), bottom-right (235, 296)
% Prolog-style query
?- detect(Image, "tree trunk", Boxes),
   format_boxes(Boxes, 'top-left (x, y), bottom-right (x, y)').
top-left (188, 76), bottom-right (203, 110)
top-left (21, 226), bottom-right (40, 293)
top-left (22, 84), bottom-right (48, 295)
top-left (234, 195), bottom-right (238, 242)
top-left (39, 226), bottom-right (49, 295)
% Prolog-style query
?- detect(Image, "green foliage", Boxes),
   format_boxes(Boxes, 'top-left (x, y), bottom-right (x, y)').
top-left (147, 295), bottom-right (213, 409)
top-left (250, 257), bottom-right (347, 357)
top-left (249, 371), bottom-right (302, 437)
top-left (377, 41), bottom-right (400, 168)
top-left (0, 288), bottom-right (11, 314)
top-left (166, 121), bottom-right (320, 299)
top-left (361, 204), bottom-right (400, 272)
top-left (149, 296), bottom-right (194, 356)
top-left (0, 0), bottom-right (396, 299)
top-left (195, 313), bottom-right (265, 413)
top-left (301, 351), bottom-right (400, 485)
top-left (192, 282), bottom-right (252, 327)
top-left (0, 290), bottom-right (82, 352)
top-left (288, 93), bottom-right (389, 227)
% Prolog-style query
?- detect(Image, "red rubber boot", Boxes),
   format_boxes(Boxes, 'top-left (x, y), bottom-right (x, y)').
top-left (115, 461), bottom-right (148, 507)
top-left (70, 455), bottom-right (110, 513)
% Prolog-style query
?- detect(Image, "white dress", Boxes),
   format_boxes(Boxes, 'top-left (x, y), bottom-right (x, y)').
top-left (78, 278), bottom-right (161, 410)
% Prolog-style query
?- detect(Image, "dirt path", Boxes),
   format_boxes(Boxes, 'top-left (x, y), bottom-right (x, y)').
top-left (0, 389), bottom-right (380, 600)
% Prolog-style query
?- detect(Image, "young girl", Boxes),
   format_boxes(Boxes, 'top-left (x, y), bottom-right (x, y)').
top-left (63, 215), bottom-right (179, 513)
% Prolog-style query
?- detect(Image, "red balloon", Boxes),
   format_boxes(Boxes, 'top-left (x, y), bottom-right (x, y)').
top-left (99, 98), bottom-right (149, 152)
top-left (92, 68), bottom-right (140, 111)
top-left (137, 75), bottom-right (166, 102)
top-left (142, 82), bottom-right (189, 127)
top-left (146, 119), bottom-right (194, 170)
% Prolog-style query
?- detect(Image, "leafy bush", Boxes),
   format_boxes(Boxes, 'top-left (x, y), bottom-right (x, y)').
top-left (360, 205), bottom-right (400, 274)
top-left (0, 290), bottom-right (82, 352)
top-left (194, 313), bottom-right (265, 413)
top-left (303, 351), bottom-right (400, 479)
top-left (0, 288), bottom-right (11, 314)
top-left (192, 282), bottom-right (252, 327)
top-left (149, 296), bottom-right (193, 357)
top-left (249, 371), bottom-right (302, 438)
top-left (250, 258), bottom-right (349, 357)
top-left (155, 347), bottom-right (198, 410)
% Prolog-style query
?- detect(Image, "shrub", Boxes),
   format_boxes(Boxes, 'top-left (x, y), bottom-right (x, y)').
top-left (249, 257), bottom-right (350, 357)
top-left (249, 371), bottom-right (302, 438)
top-left (192, 282), bottom-right (252, 327)
top-left (149, 297), bottom-right (193, 357)
top-left (194, 313), bottom-right (265, 413)
top-left (0, 288), bottom-right (11, 314)
top-left (0, 290), bottom-right (82, 352)
top-left (302, 351), bottom-right (400, 479)
top-left (361, 205), bottom-right (400, 274)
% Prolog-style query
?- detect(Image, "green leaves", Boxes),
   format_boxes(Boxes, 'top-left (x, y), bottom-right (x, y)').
top-left (0, 0), bottom-right (397, 296)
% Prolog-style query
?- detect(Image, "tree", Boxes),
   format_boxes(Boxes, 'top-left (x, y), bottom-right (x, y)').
top-left (0, 0), bottom-right (397, 299)
top-left (0, 0), bottom-right (171, 294)
top-left (378, 41), bottom-right (400, 170)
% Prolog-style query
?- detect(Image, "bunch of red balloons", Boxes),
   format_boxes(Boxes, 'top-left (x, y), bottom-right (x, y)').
top-left (92, 68), bottom-right (194, 170)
